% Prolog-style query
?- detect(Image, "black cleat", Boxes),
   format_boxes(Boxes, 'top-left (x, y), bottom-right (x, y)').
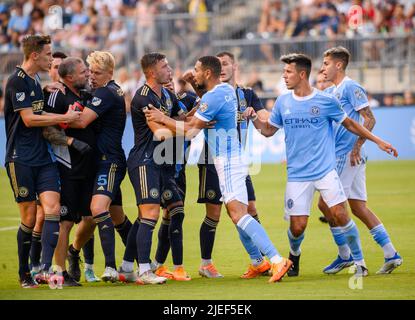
top-left (67, 247), bottom-right (82, 282)
top-left (20, 273), bottom-right (39, 288)
top-left (287, 253), bottom-right (300, 277)
top-left (63, 272), bottom-right (82, 287)
top-left (319, 216), bottom-right (328, 223)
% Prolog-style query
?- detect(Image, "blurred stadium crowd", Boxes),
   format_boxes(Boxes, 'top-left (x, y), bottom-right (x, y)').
top-left (0, 0), bottom-right (414, 115)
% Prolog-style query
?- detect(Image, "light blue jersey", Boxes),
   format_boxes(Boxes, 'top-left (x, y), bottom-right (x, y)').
top-left (195, 83), bottom-right (241, 159)
top-left (325, 77), bottom-right (369, 157)
top-left (269, 88), bottom-right (347, 182)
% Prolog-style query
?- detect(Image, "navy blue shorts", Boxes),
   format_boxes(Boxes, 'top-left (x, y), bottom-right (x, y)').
top-left (197, 164), bottom-right (256, 204)
top-left (128, 164), bottom-right (182, 206)
top-left (161, 165), bottom-right (183, 208)
top-left (59, 176), bottom-right (94, 223)
top-left (6, 162), bottom-right (60, 203)
top-left (93, 161), bottom-right (126, 203)
top-left (175, 168), bottom-right (186, 202)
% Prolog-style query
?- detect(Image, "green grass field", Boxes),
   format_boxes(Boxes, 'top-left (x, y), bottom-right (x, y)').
top-left (0, 161), bottom-right (414, 300)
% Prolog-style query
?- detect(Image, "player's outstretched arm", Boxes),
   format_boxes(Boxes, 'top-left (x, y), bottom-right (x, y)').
top-left (243, 107), bottom-right (278, 137)
top-left (350, 106), bottom-right (376, 166)
top-left (20, 108), bottom-right (80, 128)
top-left (342, 117), bottom-right (398, 157)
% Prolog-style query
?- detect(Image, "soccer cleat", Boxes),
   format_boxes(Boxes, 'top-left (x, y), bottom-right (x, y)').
top-left (63, 272), bottom-right (82, 287)
top-left (101, 267), bottom-right (119, 283)
top-left (323, 255), bottom-right (354, 274)
top-left (118, 267), bottom-right (138, 283)
top-left (355, 264), bottom-right (369, 277)
top-left (137, 270), bottom-right (167, 284)
top-left (376, 253), bottom-right (403, 274)
top-left (268, 257), bottom-right (293, 283)
top-left (172, 267), bottom-right (191, 281)
top-left (241, 260), bottom-right (271, 279)
top-left (287, 253), bottom-right (300, 277)
top-left (30, 266), bottom-right (41, 279)
top-left (67, 250), bottom-right (82, 282)
top-left (34, 270), bottom-right (50, 284)
top-left (155, 265), bottom-right (174, 280)
top-left (20, 273), bottom-right (39, 289)
top-left (199, 263), bottom-right (224, 278)
top-left (84, 269), bottom-right (101, 282)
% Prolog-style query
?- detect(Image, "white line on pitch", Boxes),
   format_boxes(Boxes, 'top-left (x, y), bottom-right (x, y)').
top-left (0, 226), bottom-right (19, 232)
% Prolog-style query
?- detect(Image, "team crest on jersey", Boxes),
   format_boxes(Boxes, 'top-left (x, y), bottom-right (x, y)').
top-left (335, 92), bottom-right (341, 100)
top-left (206, 190), bottom-right (216, 200)
top-left (162, 189), bottom-right (173, 201)
top-left (354, 89), bottom-right (364, 99)
top-left (239, 99), bottom-right (247, 111)
top-left (311, 106), bottom-right (320, 115)
top-left (199, 102), bottom-right (208, 112)
top-left (287, 199), bottom-right (294, 209)
top-left (150, 188), bottom-right (159, 199)
top-left (60, 205), bottom-right (68, 217)
top-left (16, 92), bottom-right (25, 102)
top-left (117, 88), bottom-right (124, 96)
top-left (18, 187), bottom-right (29, 198)
top-left (91, 97), bottom-right (102, 106)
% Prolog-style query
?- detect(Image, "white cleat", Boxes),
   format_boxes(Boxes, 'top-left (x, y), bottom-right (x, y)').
top-left (137, 270), bottom-right (167, 284)
top-left (376, 253), bottom-right (403, 274)
top-left (101, 267), bottom-right (119, 282)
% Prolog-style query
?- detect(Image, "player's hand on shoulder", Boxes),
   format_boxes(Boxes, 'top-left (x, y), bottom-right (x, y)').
top-left (44, 82), bottom-right (65, 94)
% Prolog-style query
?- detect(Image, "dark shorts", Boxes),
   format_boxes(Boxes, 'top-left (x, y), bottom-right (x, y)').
top-left (6, 162), bottom-right (60, 203)
top-left (197, 164), bottom-right (256, 204)
top-left (128, 164), bottom-right (182, 206)
top-left (93, 161), bottom-right (126, 203)
top-left (59, 176), bottom-right (94, 223)
top-left (161, 165), bottom-right (183, 208)
top-left (175, 167), bottom-right (186, 202)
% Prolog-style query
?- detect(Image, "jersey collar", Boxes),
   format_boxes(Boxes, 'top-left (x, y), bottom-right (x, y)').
top-left (291, 88), bottom-right (317, 101)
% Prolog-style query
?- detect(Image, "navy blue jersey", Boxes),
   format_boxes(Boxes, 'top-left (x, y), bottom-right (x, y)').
top-left (87, 80), bottom-right (126, 165)
top-left (44, 84), bottom-right (97, 179)
top-left (175, 91), bottom-right (198, 174)
top-left (4, 67), bottom-right (53, 166)
top-left (127, 84), bottom-right (181, 169)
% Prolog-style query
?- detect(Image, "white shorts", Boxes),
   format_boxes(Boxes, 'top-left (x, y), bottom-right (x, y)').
top-left (214, 156), bottom-right (248, 205)
top-left (336, 152), bottom-right (367, 201)
top-left (284, 169), bottom-right (347, 219)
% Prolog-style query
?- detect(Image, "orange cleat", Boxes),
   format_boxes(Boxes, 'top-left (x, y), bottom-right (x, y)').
top-left (155, 265), bottom-right (174, 280)
top-left (172, 266), bottom-right (191, 281)
top-left (199, 263), bottom-right (224, 278)
top-left (241, 260), bottom-right (271, 279)
top-left (268, 258), bottom-right (293, 283)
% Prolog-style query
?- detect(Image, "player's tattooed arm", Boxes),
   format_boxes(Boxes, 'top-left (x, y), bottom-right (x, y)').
top-left (42, 126), bottom-right (68, 145)
top-left (351, 106), bottom-right (376, 166)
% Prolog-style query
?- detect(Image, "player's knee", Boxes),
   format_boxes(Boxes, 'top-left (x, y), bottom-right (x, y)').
top-left (43, 203), bottom-right (61, 216)
top-left (60, 221), bottom-right (73, 233)
top-left (290, 224), bottom-right (306, 237)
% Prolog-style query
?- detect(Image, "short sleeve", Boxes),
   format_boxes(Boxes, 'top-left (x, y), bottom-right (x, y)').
top-left (43, 89), bottom-right (67, 114)
top-left (195, 93), bottom-right (219, 122)
top-left (87, 88), bottom-right (111, 117)
top-left (8, 77), bottom-right (32, 111)
top-left (268, 98), bottom-right (283, 128)
top-left (328, 96), bottom-right (348, 124)
top-left (249, 90), bottom-right (264, 112)
top-left (346, 82), bottom-right (369, 111)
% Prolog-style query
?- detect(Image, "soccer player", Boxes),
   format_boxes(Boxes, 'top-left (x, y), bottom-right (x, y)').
top-left (144, 56), bottom-right (293, 283)
top-left (120, 53), bottom-right (188, 284)
top-left (319, 46), bottom-right (403, 274)
top-left (195, 51), bottom-right (271, 279)
top-left (244, 53), bottom-right (398, 277)
top-left (42, 57), bottom-right (101, 286)
top-left (3, 35), bottom-right (80, 288)
top-left (68, 51), bottom-right (128, 282)
top-left (30, 51), bottom-right (68, 278)
top-left (151, 78), bottom-right (198, 280)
